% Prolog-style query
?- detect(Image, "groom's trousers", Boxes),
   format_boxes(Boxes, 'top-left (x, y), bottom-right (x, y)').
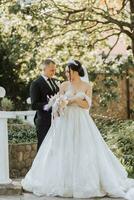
top-left (34, 111), bottom-right (52, 151)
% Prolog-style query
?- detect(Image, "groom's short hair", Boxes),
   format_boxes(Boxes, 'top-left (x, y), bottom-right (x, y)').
top-left (40, 58), bottom-right (55, 70)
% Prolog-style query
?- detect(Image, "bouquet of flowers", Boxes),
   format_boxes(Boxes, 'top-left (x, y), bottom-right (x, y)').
top-left (44, 93), bottom-right (69, 119)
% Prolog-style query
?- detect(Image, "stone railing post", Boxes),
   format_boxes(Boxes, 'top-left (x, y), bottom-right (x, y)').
top-left (0, 111), bottom-right (36, 185)
top-left (0, 112), bottom-right (16, 184)
top-left (0, 87), bottom-right (35, 184)
top-left (0, 86), bottom-right (12, 184)
top-left (26, 97), bottom-right (34, 125)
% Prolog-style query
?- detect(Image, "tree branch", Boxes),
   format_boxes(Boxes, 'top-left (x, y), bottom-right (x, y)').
top-left (92, 32), bottom-right (121, 48)
top-left (117, 0), bottom-right (129, 14)
top-left (103, 32), bottom-right (122, 62)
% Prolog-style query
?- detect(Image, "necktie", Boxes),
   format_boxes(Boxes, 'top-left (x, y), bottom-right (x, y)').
top-left (51, 79), bottom-right (58, 91)
top-left (47, 78), bottom-right (56, 93)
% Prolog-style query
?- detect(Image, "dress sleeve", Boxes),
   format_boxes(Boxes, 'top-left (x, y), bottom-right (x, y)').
top-left (75, 83), bottom-right (93, 109)
top-left (83, 94), bottom-right (92, 109)
top-left (84, 82), bottom-right (93, 108)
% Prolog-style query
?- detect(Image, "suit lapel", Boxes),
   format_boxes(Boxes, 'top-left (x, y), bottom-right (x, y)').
top-left (38, 76), bottom-right (59, 94)
top-left (52, 79), bottom-right (59, 92)
top-left (39, 76), bottom-right (54, 93)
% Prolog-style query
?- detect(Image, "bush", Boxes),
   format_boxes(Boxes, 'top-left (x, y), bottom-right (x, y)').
top-left (1, 97), bottom-right (14, 111)
top-left (93, 115), bottom-right (134, 178)
top-left (8, 123), bottom-right (37, 144)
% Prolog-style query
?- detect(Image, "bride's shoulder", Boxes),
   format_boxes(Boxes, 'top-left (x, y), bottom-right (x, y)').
top-left (82, 81), bottom-right (93, 89)
top-left (60, 81), bottom-right (70, 93)
top-left (81, 81), bottom-right (93, 96)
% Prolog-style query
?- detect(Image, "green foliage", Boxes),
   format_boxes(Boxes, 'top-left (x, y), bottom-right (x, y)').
top-left (0, 1), bottom-right (40, 109)
top-left (90, 54), bottom-right (134, 107)
top-left (93, 116), bottom-right (134, 177)
top-left (0, 32), bottom-right (31, 109)
top-left (8, 122), bottom-right (36, 144)
top-left (0, 97), bottom-right (14, 111)
top-left (0, 1), bottom-right (133, 109)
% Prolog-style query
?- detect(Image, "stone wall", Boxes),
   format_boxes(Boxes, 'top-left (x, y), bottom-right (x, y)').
top-left (9, 143), bottom-right (37, 178)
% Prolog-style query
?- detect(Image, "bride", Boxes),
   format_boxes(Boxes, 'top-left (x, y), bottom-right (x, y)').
top-left (22, 60), bottom-right (134, 199)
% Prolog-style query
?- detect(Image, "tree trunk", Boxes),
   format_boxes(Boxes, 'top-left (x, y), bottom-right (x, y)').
top-left (132, 38), bottom-right (134, 56)
top-left (126, 68), bottom-right (131, 119)
top-left (130, 0), bottom-right (134, 56)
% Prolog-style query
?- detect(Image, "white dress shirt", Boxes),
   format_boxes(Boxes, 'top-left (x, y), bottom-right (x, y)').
top-left (41, 75), bottom-right (57, 111)
top-left (41, 75), bottom-right (55, 91)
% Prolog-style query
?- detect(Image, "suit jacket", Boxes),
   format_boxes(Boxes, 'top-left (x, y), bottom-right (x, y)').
top-left (30, 76), bottom-right (59, 127)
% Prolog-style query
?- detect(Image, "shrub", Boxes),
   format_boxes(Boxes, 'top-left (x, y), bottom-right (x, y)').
top-left (93, 115), bottom-right (134, 178)
top-left (1, 97), bottom-right (14, 111)
top-left (8, 123), bottom-right (37, 144)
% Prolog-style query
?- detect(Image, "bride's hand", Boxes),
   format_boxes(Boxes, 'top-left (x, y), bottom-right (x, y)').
top-left (68, 96), bottom-right (89, 109)
top-left (68, 97), bottom-right (79, 105)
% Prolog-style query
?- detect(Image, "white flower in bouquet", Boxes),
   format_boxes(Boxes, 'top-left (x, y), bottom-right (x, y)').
top-left (55, 80), bottom-right (61, 87)
top-left (58, 95), bottom-right (69, 114)
top-left (44, 94), bottom-right (60, 111)
top-left (44, 92), bottom-right (69, 119)
top-left (52, 95), bottom-right (69, 119)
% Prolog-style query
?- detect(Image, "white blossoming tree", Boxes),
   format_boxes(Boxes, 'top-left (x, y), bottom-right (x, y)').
top-left (0, 0), bottom-right (133, 116)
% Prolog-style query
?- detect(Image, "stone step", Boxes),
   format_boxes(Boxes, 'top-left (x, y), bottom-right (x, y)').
top-left (0, 180), bottom-right (22, 195)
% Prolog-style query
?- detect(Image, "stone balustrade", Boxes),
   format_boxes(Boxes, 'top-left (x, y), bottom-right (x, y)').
top-left (0, 110), bottom-right (35, 184)
top-left (0, 86), bottom-right (36, 185)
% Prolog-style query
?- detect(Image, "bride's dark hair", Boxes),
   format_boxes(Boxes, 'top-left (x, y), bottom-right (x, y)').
top-left (67, 60), bottom-right (85, 77)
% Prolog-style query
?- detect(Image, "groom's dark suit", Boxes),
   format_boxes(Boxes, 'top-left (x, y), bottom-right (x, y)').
top-left (30, 75), bottom-right (59, 150)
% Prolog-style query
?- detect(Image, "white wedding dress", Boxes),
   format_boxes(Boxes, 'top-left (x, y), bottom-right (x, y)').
top-left (21, 85), bottom-right (134, 199)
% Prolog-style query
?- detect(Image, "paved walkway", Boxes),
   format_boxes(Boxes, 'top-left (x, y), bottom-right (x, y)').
top-left (0, 194), bottom-right (125, 200)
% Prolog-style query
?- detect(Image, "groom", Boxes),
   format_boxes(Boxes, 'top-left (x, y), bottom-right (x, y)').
top-left (30, 58), bottom-right (59, 151)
